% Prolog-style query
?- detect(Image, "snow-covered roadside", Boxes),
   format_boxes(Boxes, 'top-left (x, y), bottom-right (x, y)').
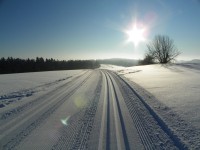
top-left (115, 64), bottom-right (200, 129)
top-left (0, 70), bottom-right (83, 95)
top-left (0, 70), bottom-right (85, 108)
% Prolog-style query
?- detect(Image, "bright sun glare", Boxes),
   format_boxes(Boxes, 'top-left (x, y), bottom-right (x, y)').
top-left (125, 24), bottom-right (146, 46)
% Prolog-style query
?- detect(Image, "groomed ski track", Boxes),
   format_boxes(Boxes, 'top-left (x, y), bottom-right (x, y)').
top-left (0, 70), bottom-right (190, 149)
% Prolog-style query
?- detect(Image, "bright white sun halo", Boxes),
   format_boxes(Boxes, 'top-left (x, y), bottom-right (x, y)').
top-left (125, 24), bottom-right (146, 46)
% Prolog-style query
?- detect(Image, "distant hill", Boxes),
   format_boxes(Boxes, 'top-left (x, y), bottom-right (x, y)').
top-left (98, 58), bottom-right (139, 67)
top-left (178, 59), bottom-right (200, 64)
top-left (188, 59), bottom-right (200, 64)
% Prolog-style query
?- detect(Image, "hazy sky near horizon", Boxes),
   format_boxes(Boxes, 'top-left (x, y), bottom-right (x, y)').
top-left (0, 0), bottom-right (200, 60)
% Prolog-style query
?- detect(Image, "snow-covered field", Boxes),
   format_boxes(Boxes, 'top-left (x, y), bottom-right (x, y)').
top-left (0, 64), bottom-right (200, 149)
top-left (0, 70), bottom-right (84, 108)
top-left (115, 63), bottom-right (200, 130)
top-left (0, 70), bottom-right (83, 95)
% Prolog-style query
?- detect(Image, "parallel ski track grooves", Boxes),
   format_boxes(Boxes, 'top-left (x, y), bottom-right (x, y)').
top-left (0, 71), bottom-right (89, 121)
top-left (70, 71), bottom-right (102, 150)
top-left (111, 71), bottom-right (186, 150)
top-left (101, 71), bottom-right (130, 150)
top-left (106, 72), bottom-right (130, 150)
top-left (105, 73), bottom-right (110, 150)
top-left (1, 71), bottom-right (93, 150)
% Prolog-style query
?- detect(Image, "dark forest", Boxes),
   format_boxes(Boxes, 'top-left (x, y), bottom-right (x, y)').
top-left (0, 57), bottom-right (100, 74)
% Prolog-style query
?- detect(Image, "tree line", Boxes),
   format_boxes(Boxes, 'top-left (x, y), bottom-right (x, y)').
top-left (0, 57), bottom-right (100, 74)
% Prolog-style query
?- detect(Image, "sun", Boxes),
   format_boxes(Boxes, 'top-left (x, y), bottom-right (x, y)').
top-left (125, 24), bottom-right (146, 46)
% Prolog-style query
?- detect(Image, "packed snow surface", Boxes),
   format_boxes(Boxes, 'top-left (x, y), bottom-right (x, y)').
top-left (0, 70), bottom-right (82, 95)
top-left (0, 70), bottom-right (83, 108)
top-left (112, 63), bottom-right (200, 129)
top-left (0, 65), bottom-right (200, 149)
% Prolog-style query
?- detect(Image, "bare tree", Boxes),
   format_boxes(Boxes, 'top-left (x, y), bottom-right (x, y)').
top-left (147, 35), bottom-right (180, 64)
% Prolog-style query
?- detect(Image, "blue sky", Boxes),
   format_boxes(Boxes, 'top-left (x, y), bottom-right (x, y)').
top-left (0, 0), bottom-right (200, 60)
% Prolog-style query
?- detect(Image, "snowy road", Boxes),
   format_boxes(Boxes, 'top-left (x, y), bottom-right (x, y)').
top-left (0, 70), bottom-right (197, 149)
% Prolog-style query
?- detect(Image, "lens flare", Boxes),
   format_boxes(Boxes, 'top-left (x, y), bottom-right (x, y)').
top-left (74, 96), bottom-right (87, 108)
top-left (61, 116), bottom-right (70, 126)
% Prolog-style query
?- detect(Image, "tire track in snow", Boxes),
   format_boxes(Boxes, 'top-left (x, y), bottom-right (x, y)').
top-left (0, 71), bottom-right (93, 150)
